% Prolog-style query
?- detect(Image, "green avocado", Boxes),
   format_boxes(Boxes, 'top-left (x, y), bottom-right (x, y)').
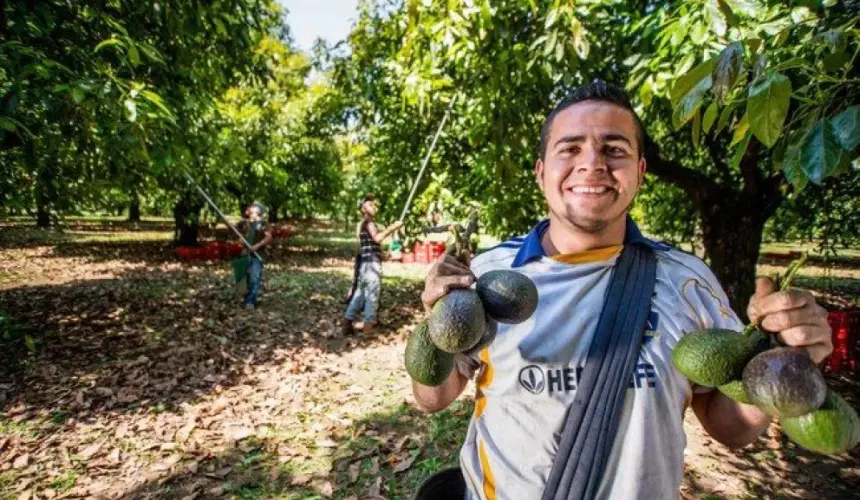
top-left (672, 329), bottom-right (760, 388)
top-left (717, 330), bottom-right (771, 405)
top-left (718, 379), bottom-right (753, 405)
top-left (405, 321), bottom-right (454, 386)
top-left (475, 270), bottom-right (538, 324)
top-left (781, 390), bottom-right (860, 455)
top-left (742, 347), bottom-right (827, 417)
top-left (428, 288), bottom-right (486, 353)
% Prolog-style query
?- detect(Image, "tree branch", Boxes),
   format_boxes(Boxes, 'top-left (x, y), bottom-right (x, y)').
top-left (645, 148), bottom-right (721, 207)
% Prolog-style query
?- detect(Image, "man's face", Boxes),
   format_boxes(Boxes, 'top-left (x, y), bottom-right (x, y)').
top-left (535, 101), bottom-right (646, 233)
top-left (247, 206), bottom-right (261, 221)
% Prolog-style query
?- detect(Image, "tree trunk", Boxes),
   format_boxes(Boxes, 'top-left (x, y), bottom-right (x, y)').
top-left (647, 137), bottom-right (783, 320)
top-left (128, 194), bottom-right (141, 222)
top-left (269, 205), bottom-right (279, 222)
top-left (174, 198), bottom-right (202, 246)
top-left (700, 204), bottom-right (766, 318)
top-left (33, 143), bottom-right (53, 228)
top-left (36, 205), bottom-right (50, 228)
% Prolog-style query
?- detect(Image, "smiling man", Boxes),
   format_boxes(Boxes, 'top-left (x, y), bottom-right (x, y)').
top-left (412, 81), bottom-right (832, 499)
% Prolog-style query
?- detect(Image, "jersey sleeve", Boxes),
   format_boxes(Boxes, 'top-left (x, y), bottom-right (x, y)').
top-left (673, 252), bottom-right (744, 333)
top-left (670, 250), bottom-right (745, 395)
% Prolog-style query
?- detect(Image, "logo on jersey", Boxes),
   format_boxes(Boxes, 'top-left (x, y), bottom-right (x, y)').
top-left (518, 364), bottom-right (657, 395)
top-left (642, 310), bottom-right (660, 346)
top-left (519, 365), bottom-right (546, 394)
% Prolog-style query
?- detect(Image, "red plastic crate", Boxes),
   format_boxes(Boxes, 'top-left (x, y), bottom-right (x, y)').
top-left (825, 310), bottom-right (858, 374)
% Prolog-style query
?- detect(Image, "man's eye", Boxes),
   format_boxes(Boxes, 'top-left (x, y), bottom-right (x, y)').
top-left (605, 146), bottom-right (626, 156)
top-left (561, 146), bottom-right (580, 155)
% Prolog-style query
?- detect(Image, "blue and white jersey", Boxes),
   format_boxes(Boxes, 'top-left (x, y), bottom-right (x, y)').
top-left (459, 218), bottom-right (742, 500)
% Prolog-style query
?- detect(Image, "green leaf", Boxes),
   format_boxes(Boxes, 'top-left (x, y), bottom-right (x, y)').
top-left (670, 57), bottom-right (717, 108)
top-left (822, 51), bottom-right (848, 73)
top-left (752, 54), bottom-right (767, 80)
top-left (24, 335), bottom-right (36, 353)
top-left (703, 102), bottom-right (719, 134)
top-left (692, 109), bottom-right (702, 146)
top-left (141, 90), bottom-right (172, 115)
top-left (716, 102), bottom-right (737, 133)
top-left (800, 120), bottom-right (843, 184)
top-left (71, 88), bottom-right (85, 104)
top-left (94, 38), bottom-right (125, 53)
top-left (731, 113), bottom-right (749, 146)
top-left (830, 105), bottom-right (859, 152)
top-left (673, 76), bottom-right (711, 129)
top-left (124, 99), bottom-right (137, 122)
top-left (712, 42), bottom-right (743, 102)
top-left (705, 0), bottom-right (727, 36)
top-left (746, 72), bottom-right (791, 147)
top-left (0, 117), bottom-right (17, 132)
top-left (781, 145), bottom-right (807, 191)
top-left (690, 22), bottom-right (708, 45)
top-left (127, 44), bottom-right (141, 66)
top-left (731, 132), bottom-right (751, 170)
top-left (724, 0), bottom-right (759, 18)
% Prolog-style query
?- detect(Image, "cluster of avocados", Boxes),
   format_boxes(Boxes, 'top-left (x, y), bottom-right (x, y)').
top-left (405, 270), bottom-right (538, 386)
top-left (673, 320), bottom-right (859, 456)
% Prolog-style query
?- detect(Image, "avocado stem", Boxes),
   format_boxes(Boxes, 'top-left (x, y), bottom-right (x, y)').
top-left (742, 252), bottom-right (808, 338)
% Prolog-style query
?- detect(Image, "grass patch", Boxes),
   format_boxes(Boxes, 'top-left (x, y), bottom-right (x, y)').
top-left (49, 470), bottom-right (79, 492)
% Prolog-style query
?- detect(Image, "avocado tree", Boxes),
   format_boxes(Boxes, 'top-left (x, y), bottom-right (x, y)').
top-left (0, 0), bottom-right (279, 236)
top-left (335, 0), bottom-right (858, 311)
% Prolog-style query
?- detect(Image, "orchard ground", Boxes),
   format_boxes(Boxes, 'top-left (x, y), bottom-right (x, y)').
top-left (0, 218), bottom-right (858, 500)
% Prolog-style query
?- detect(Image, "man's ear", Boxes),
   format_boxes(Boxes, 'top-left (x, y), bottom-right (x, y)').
top-left (637, 156), bottom-right (647, 186)
top-left (535, 159), bottom-right (545, 192)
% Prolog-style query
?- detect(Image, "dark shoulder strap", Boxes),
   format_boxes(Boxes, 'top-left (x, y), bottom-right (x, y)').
top-left (542, 243), bottom-right (658, 500)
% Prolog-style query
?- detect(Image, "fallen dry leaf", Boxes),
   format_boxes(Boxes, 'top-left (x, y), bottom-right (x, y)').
top-left (151, 454), bottom-right (181, 471)
top-left (393, 452), bottom-right (418, 474)
top-left (368, 476), bottom-right (384, 498)
top-left (317, 438), bottom-right (337, 448)
top-left (175, 420), bottom-right (196, 443)
top-left (210, 396), bottom-right (230, 415)
top-left (291, 474), bottom-right (311, 486)
top-left (78, 442), bottom-right (103, 460)
top-left (226, 426), bottom-right (254, 441)
top-left (319, 481), bottom-right (333, 497)
top-left (348, 462), bottom-right (360, 483)
top-left (12, 454), bottom-right (29, 469)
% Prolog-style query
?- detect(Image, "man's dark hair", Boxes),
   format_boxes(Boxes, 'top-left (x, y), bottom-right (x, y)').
top-left (539, 80), bottom-right (647, 160)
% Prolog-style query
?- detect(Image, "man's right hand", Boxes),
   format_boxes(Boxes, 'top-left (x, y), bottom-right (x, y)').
top-left (421, 254), bottom-right (475, 312)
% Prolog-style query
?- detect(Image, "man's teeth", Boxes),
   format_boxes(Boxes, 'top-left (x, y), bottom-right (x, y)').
top-left (571, 186), bottom-right (609, 194)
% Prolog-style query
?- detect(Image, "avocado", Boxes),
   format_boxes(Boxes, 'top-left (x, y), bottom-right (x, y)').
top-left (718, 379), bottom-right (753, 405)
top-left (781, 390), bottom-right (860, 455)
top-left (742, 347), bottom-right (827, 417)
top-left (717, 330), bottom-right (771, 404)
top-left (405, 321), bottom-right (454, 386)
top-left (476, 270), bottom-right (538, 324)
top-left (428, 289), bottom-right (486, 353)
top-left (672, 329), bottom-right (760, 387)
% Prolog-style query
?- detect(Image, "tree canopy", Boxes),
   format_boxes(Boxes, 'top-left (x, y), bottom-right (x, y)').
top-left (1, 0), bottom-right (858, 309)
top-left (331, 0), bottom-right (859, 309)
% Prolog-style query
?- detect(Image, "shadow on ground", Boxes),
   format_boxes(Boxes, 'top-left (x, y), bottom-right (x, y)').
top-left (0, 217), bottom-right (422, 430)
top-left (120, 399), bottom-right (473, 499)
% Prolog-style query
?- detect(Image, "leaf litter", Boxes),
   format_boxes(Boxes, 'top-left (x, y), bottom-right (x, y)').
top-left (0, 220), bottom-right (857, 499)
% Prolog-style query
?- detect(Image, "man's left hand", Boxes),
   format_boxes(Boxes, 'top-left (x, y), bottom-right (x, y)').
top-left (747, 277), bottom-right (832, 364)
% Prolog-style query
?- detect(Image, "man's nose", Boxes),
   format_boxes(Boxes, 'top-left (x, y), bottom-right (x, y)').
top-left (575, 146), bottom-right (607, 174)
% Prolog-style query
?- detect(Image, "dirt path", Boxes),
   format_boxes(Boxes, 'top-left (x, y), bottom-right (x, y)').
top-left (1, 222), bottom-right (858, 499)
